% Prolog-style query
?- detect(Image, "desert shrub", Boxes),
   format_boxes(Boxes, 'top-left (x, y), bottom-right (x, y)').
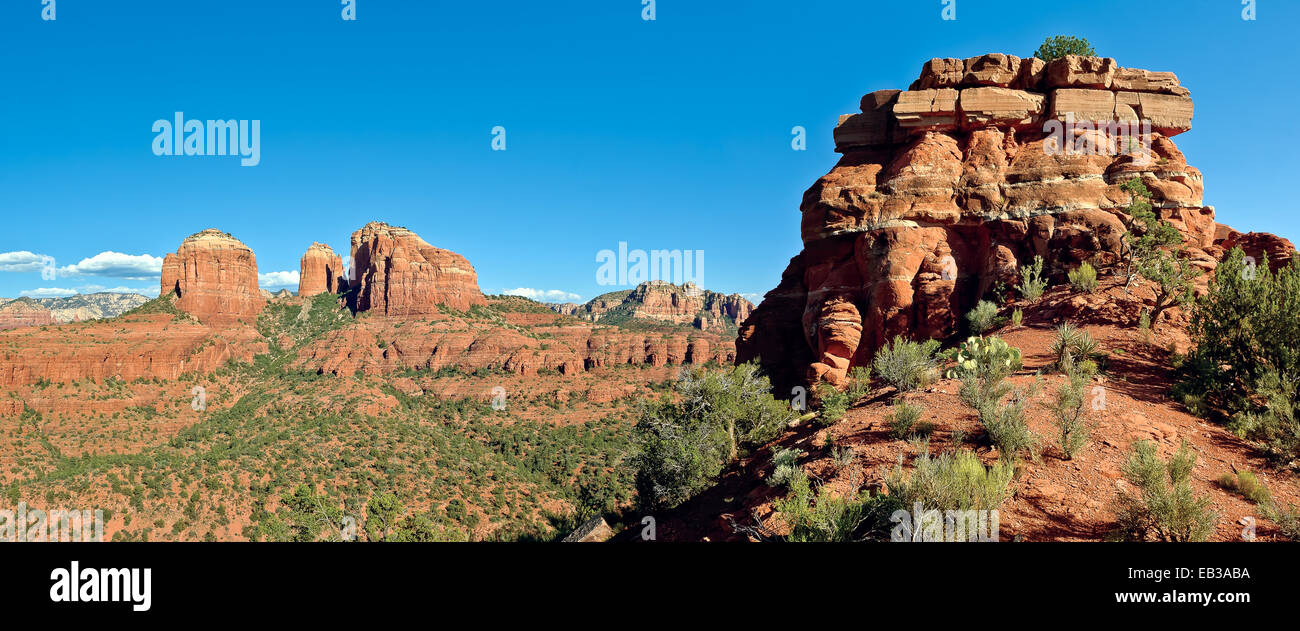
top-left (884, 449), bottom-right (1016, 512)
top-left (887, 400), bottom-right (925, 439)
top-left (766, 448), bottom-right (805, 490)
top-left (1262, 502), bottom-right (1300, 541)
top-left (1183, 249), bottom-right (1300, 464)
top-left (1119, 177), bottom-right (1200, 326)
top-left (1068, 262), bottom-right (1099, 293)
top-left (1050, 355), bottom-right (1095, 460)
top-left (1032, 35), bottom-right (1096, 61)
top-left (773, 473), bottom-right (902, 542)
top-left (815, 365), bottom-right (871, 426)
top-left (966, 300), bottom-right (1001, 334)
top-left (1225, 369), bottom-right (1300, 467)
top-left (632, 362), bottom-right (795, 510)
top-left (873, 336), bottom-right (941, 392)
top-left (1017, 255), bottom-right (1047, 302)
top-left (1111, 440), bottom-right (1217, 542)
top-left (953, 336), bottom-right (1038, 461)
top-left (945, 336), bottom-right (1022, 380)
top-left (1215, 470), bottom-right (1271, 505)
top-left (1050, 323), bottom-right (1099, 370)
top-left (979, 388), bottom-right (1039, 461)
top-left (1010, 307), bottom-right (1023, 328)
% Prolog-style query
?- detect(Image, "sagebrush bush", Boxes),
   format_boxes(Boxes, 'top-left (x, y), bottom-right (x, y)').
top-left (1050, 355), bottom-right (1094, 460)
top-left (873, 336), bottom-right (941, 392)
top-left (966, 300), bottom-right (1001, 334)
top-left (815, 365), bottom-right (871, 426)
top-left (884, 449), bottom-right (1016, 512)
top-left (887, 400), bottom-right (924, 439)
top-left (766, 448), bottom-right (805, 490)
top-left (1068, 262), bottom-right (1099, 293)
top-left (1112, 440), bottom-right (1217, 542)
top-left (773, 472), bottom-right (902, 542)
top-left (1017, 255), bottom-right (1047, 302)
top-left (1215, 470), bottom-right (1271, 505)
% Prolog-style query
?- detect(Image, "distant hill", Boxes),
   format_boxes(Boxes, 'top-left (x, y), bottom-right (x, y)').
top-left (548, 281), bottom-right (754, 333)
top-left (0, 292), bottom-right (150, 325)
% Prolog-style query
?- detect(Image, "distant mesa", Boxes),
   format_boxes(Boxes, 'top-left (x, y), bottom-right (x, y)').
top-left (159, 228), bottom-right (265, 325)
top-left (346, 221), bottom-right (486, 315)
top-left (298, 242), bottom-right (346, 298)
top-left (550, 280), bottom-right (754, 332)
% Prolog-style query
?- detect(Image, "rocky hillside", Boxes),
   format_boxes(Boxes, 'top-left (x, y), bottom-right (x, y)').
top-left (0, 292), bottom-right (149, 330)
top-left (737, 53), bottom-right (1293, 393)
top-left (0, 298), bottom-right (56, 330)
top-left (551, 281), bottom-right (754, 332)
top-left (35, 292), bottom-right (150, 322)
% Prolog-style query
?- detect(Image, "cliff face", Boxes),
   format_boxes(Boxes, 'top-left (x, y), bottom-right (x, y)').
top-left (549, 281), bottom-right (755, 331)
top-left (159, 229), bottom-right (265, 325)
top-left (298, 242), bottom-right (345, 298)
top-left (348, 222), bottom-right (486, 315)
top-left (736, 53), bottom-right (1284, 391)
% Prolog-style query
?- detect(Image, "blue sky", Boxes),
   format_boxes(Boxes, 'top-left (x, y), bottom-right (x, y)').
top-left (1, 0), bottom-right (1296, 302)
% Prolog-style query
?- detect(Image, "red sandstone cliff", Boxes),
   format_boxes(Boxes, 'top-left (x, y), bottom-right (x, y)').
top-left (737, 53), bottom-right (1293, 392)
top-left (348, 222), bottom-right (486, 316)
top-left (159, 229), bottom-right (265, 325)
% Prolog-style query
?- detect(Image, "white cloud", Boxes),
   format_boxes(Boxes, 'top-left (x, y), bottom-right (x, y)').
top-left (502, 287), bottom-right (582, 303)
top-left (0, 251), bottom-right (54, 273)
top-left (57, 251), bottom-right (163, 280)
top-left (259, 270), bottom-right (300, 287)
top-left (20, 287), bottom-right (78, 297)
top-left (740, 293), bottom-right (764, 304)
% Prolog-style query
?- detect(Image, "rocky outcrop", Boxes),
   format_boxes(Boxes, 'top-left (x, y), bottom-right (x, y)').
top-left (348, 222), bottom-right (486, 316)
top-left (548, 281), bottom-right (754, 331)
top-left (737, 53), bottom-right (1261, 391)
top-left (0, 313), bottom-right (266, 387)
top-left (159, 229), bottom-right (265, 325)
top-left (298, 242), bottom-right (346, 297)
top-left (0, 298), bottom-right (56, 330)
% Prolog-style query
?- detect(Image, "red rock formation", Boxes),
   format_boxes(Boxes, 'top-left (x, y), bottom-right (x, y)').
top-left (0, 314), bottom-right (266, 387)
top-left (738, 53), bottom-right (1290, 391)
top-left (159, 229), bottom-right (265, 325)
top-left (294, 298), bottom-right (736, 378)
top-left (0, 299), bottom-right (56, 330)
top-left (298, 242), bottom-right (345, 297)
top-left (348, 222), bottom-right (486, 316)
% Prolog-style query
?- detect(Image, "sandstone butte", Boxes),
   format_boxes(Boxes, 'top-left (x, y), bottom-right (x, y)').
top-left (160, 229), bottom-right (265, 325)
top-left (348, 221), bottom-right (487, 315)
top-left (736, 53), bottom-right (1296, 392)
top-left (298, 242), bottom-right (346, 297)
